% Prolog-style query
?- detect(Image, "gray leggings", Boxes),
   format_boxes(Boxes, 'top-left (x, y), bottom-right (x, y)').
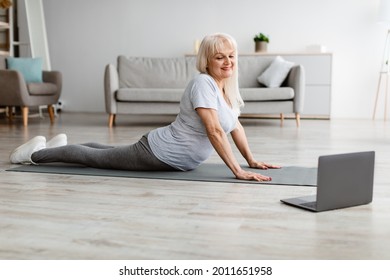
top-left (31, 134), bottom-right (176, 171)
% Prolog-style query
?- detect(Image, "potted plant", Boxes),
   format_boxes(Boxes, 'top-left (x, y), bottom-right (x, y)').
top-left (253, 33), bottom-right (269, 52)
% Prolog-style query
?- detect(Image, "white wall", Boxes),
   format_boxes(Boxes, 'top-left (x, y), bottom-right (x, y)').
top-left (43, 0), bottom-right (386, 119)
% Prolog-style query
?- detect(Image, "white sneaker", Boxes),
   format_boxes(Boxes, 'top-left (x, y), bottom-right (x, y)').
top-left (10, 136), bottom-right (47, 164)
top-left (46, 133), bottom-right (67, 148)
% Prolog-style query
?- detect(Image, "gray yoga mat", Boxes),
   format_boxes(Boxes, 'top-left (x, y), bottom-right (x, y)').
top-left (6, 163), bottom-right (317, 186)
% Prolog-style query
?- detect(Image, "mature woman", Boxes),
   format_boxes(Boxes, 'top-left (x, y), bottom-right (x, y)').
top-left (10, 33), bottom-right (280, 181)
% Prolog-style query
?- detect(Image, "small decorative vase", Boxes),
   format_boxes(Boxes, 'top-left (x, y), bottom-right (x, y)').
top-left (255, 41), bottom-right (268, 52)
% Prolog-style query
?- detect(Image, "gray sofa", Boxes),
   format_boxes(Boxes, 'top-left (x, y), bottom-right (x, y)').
top-left (104, 55), bottom-right (305, 127)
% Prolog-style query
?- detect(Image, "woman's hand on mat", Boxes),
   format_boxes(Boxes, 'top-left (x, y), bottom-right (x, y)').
top-left (249, 161), bottom-right (281, 170)
top-left (235, 169), bottom-right (272, 182)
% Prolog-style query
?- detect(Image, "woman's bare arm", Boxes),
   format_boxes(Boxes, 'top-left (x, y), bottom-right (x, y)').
top-left (196, 108), bottom-right (271, 181)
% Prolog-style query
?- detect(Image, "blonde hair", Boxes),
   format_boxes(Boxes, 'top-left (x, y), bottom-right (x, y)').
top-left (196, 33), bottom-right (244, 114)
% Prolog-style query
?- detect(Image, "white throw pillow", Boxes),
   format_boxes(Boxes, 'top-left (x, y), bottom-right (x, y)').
top-left (257, 56), bottom-right (294, 88)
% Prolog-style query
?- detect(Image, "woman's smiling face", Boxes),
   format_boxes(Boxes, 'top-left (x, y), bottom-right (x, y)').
top-left (207, 40), bottom-right (236, 84)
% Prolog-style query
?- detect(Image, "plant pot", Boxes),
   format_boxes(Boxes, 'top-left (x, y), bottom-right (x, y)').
top-left (255, 41), bottom-right (268, 52)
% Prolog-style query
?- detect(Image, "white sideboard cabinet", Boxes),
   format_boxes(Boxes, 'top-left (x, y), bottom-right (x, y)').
top-left (241, 53), bottom-right (332, 119)
top-left (284, 53), bottom-right (332, 118)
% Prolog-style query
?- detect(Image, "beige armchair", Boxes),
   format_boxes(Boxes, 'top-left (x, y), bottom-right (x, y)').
top-left (0, 55), bottom-right (62, 126)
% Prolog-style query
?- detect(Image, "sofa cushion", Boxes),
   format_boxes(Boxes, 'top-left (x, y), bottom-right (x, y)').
top-left (238, 56), bottom-right (275, 87)
top-left (118, 56), bottom-right (197, 89)
top-left (116, 87), bottom-right (294, 103)
top-left (27, 83), bottom-right (58, 95)
top-left (257, 56), bottom-right (294, 88)
top-left (6, 57), bottom-right (43, 83)
top-left (116, 88), bottom-right (183, 102)
top-left (240, 87), bottom-right (294, 101)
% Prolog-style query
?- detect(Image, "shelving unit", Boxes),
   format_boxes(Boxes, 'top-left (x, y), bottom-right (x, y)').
top-left (0, 4), bottom-right (14, 115)
top-left (0, 5), bottom-right (13, 56)
top-left (281, 53), bottom-right (332, 119)
top-left (1, 0), bottom-right (47, 61)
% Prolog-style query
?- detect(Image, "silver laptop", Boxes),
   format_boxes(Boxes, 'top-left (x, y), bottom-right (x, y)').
top-left (281, 151), bottom-right (375, 212)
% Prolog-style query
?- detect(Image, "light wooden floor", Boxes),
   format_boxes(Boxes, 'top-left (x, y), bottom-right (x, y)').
top-left (1, 112), bottom-right (390, 260)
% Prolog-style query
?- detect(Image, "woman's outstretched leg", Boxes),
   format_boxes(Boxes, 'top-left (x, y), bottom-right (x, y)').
top-left (31, 135), bottom-right (174, 171)
top-left (78, 142), bottom-right (115, 149)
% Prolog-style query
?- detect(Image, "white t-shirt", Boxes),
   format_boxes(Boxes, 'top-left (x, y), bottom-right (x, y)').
top-left (148, 74), bottom-right (238, 171)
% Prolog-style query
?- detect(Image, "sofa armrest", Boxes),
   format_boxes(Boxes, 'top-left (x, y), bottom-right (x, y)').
top-left (286, 65), bottom-right (305, 113)
top-left (104, 63), bottom-right (119, 114)
top-left (43, 71), bottom-right (62, 85)
top-left (43, 70), bottom-right (62, 99)
top-left (0, 69), bottom-right (30, 105)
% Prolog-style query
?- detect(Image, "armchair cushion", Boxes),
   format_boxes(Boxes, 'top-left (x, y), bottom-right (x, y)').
top-left (6, 57), bottom-right (43, 83)
top-left (27, 83), bottom-right (58, 95)
top-left (257, 56), bottom-right (294, 88)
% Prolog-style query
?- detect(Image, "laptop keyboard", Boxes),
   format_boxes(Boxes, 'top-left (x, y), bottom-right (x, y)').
top-left (301, 201), bottom-right (317, 209)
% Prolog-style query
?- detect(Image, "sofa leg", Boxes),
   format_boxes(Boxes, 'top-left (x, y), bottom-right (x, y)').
top-left (295, 113), bottom-right (301, 127)
top-left (48, 105), bottom-right (55, 124)
top-left (108, 114), bottom-right (116, 127)
top-left (22, 106), bottom-right (29, 126)
top-left (280, 113), bottom-right (284, 126)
